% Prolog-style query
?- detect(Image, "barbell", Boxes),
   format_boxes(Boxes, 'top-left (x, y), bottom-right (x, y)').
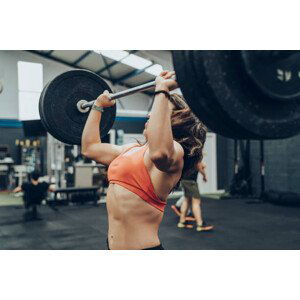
top-left (77, 79), bottom-right (160, 112)
top-left (38, 50), bottom-right (300, 145)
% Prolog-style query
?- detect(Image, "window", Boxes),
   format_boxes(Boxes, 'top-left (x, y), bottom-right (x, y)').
top-left (18, 61), bottom-right (43, 120)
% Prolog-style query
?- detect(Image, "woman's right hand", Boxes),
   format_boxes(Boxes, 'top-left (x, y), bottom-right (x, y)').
top-left (155, 70), bottom-right (178, 91)
top-left (95, 90), bottom-right (116, 107)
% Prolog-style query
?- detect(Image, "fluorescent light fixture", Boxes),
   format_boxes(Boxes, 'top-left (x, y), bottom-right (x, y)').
top-left (121, 54), bottom-right (152, 69)
top-left (117, 109), bottom-right (148, 118)
top-left (95, 50), bottom-right (160, 75)
top-left (145, 64), bottom-right (163, 76)
top-left (98, 50), bottom-right (129, 61)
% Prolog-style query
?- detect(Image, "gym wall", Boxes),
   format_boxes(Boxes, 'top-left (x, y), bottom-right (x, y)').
top-left (0, 50), bottom-right (74, 120)
top-left (219, 136), bottom-right (300, 195)
top-left (216, 135), bottom-right (230, 190)
top-left (0, 126), bottom-right (24, 163)
top-left (0, 51), bottom-right (153, 156)
top-left (0, 50), bottom-right (73, 163)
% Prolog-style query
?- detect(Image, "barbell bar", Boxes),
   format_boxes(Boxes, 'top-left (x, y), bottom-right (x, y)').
top-left (38, 50), bottom-right (300, 145)
top-left (78, 80), bottom-right (157, 111)
top-left (77, 76), bottom-right (176, 113)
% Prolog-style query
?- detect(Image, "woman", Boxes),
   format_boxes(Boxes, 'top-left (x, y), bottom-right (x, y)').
top-left (82, 71), bottom-right (207, 250)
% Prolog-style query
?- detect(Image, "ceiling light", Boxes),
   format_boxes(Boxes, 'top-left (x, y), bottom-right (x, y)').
top-left (145, 64), bottom-right (163, 76)
top-left (121, 54), bottom-right (152, 69)
top-left (97, 50), bottom-right (129, 61)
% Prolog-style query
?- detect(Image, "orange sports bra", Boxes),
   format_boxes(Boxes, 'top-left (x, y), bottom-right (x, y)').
top-left (107, 144), bottom-right (166, 212)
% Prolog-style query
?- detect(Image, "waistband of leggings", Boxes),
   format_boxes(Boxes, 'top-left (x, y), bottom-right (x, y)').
top-left (107, 238), bottom-right (164, 250)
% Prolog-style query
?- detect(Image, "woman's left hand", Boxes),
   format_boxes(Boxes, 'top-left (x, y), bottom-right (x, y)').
top-left (155, 70), bottom-right (178, 91)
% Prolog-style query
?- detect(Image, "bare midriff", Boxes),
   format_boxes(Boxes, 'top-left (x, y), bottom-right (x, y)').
top-left (106, 183), bottom-right (164, 250)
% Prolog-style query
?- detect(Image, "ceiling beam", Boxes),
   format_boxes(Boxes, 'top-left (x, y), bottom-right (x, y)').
top-left (100, 54), bottom-right (115, 82)
top-left (26, 50), bottom-right (154, 97)
top-left (112, 63), bottom-right (154, 85)
top-left (73, 51), bottom-right (92, 65)
top-left (28, 50), bottom-right (112, 82)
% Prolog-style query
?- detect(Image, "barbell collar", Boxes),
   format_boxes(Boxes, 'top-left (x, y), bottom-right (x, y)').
top-left (76, 100), bottom-right (90, 113)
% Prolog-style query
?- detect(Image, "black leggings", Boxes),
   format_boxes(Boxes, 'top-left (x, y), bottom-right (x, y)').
top-left (106, 238), bottom-right (164, 250)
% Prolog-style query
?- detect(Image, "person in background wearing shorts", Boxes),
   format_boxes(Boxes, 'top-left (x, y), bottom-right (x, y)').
top-left (178, 161), bottom-right (214, 232)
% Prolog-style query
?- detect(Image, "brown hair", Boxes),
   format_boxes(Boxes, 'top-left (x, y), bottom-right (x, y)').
top-left (138, 93), bottom-right (207, 179)
top-left (169, 93), bottom-right (207, 178)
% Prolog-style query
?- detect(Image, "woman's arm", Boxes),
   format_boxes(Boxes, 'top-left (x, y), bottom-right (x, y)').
top-left (13, 186), bottom-right (22, 193)
top-left (147, 71), bottom-right (182, 172)
top-left (197, 161), bottom-right (207, 182)
top-left (81, 91), bottom-right (123, 166)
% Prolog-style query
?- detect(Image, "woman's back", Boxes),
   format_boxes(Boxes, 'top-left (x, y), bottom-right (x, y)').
top-left (106, 183), bottom-right (163, 250)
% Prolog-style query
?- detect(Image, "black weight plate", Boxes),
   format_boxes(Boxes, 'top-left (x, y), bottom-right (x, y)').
top-left (193, 51), bottom-right (277, 139)
top-left (40, 79), bottom-right (87, 144)
top-left (172, 51), bottom-right (252, 139)
top-left (173, 50), bottom-right (236, 138)
top-left (39, 75), bottom-right (85, 144)
top-left (182, 50), bottom-right (231, 137)
top-left (172, 51), bottom-right (226, 136)
top-left (39, 81), bottom-right (53, 134)
top-left (190, 51), bottom-right (258, 139)
top-left (241, 50), bottom-right (300, 101)
top-left (39, 70), bottom-right (116, 145)
top-left (186, 51), bottom-right (254, 139)
top-left (198, 51), bottom-right (300, 139)
top-left (40, 79), bottom-right (80, 143)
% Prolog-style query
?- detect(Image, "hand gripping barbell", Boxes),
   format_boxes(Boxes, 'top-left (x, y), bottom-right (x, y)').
top-left (76, 77), bottom-right (175, 113)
